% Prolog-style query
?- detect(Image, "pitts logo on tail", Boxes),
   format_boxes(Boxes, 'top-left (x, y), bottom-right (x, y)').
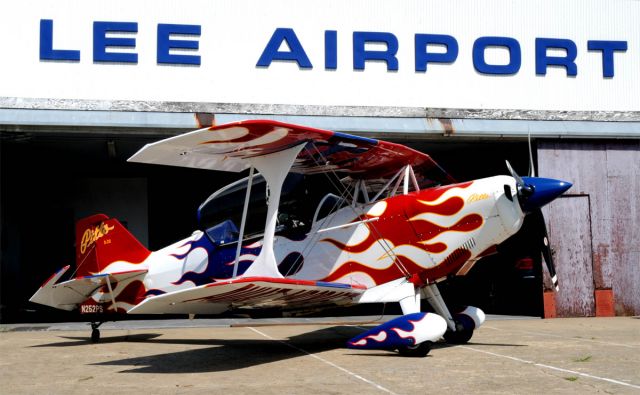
top-left (30, 120), bottom-right (571, 355)
top-left (80, 222), bottom-right (114, 254)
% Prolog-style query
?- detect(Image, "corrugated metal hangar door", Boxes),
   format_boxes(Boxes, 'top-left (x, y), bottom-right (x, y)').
top-left (546, 196), bottom-right (595, 317)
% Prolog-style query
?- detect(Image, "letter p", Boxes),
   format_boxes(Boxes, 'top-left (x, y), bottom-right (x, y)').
top-left (415, 34), bottom-right (458, 72)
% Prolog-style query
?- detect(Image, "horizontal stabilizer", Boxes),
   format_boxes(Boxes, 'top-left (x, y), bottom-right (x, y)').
top-left (29, 267), bottom-right (147, 311)
top-left (127, 277), bottom-right (366, 315)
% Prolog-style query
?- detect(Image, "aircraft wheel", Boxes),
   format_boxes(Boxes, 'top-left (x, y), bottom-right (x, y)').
top-left (91, 328), bottom-right (100, 343)
top-left (444, 316), bottom-right (474, 344)
top-left (398, 341), bottom-right (432, 357)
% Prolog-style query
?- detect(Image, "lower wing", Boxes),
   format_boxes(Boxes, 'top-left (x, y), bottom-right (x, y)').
top-left (127, 277), bottom-right (366, 315)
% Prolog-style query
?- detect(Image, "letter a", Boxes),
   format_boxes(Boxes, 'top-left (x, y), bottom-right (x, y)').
top-left (256, 28), bottom-right (312, 69)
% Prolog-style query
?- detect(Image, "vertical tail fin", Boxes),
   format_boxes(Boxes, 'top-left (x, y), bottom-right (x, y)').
top-left (75, 214), bottom-right (150, 277)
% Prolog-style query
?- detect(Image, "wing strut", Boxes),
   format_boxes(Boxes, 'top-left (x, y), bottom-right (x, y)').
top-left (402, 165), bottom-right (421, 195)
top-left (233, 165), bottom-right (254, 278)
top-left (307, 143), bottom-right (413, 279)
top-left (241, 143), bottom-right (306, 278)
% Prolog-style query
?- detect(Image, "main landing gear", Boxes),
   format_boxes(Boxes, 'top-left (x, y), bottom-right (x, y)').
top-left (423, 283), bottom-right (485, 345)
top-left (443, 315), bottom-right (475, 344)
top-left (346, 280), bottom-right (484, 357)
top-left (90, 322), bottom-right (103, 343)
top-left (397, 341), bottom-right (433, 357)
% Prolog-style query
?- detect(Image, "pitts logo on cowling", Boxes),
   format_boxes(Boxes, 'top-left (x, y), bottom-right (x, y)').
top-left (80, 222), bottom-right (115, 254)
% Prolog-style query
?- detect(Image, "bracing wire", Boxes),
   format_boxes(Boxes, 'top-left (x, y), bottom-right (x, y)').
top-left (304, 143), bottom-right (413, 279)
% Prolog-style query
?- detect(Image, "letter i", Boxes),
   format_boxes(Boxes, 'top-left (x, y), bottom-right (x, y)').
top-left (325, 30), bottom-right (337, 70)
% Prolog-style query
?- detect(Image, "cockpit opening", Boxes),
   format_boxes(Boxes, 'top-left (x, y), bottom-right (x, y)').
top-left (197, 172), bottom-right (346, 245)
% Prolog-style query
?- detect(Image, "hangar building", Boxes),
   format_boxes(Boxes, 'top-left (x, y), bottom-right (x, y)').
top-left (1, 0), bottom-right (638, 322)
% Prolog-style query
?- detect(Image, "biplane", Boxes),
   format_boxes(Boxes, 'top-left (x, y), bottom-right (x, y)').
top-left (30, 120), bottom-right (571, 357)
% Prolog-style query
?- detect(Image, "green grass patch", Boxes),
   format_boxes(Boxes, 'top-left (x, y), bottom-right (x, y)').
top-left (564, 376), bottom-right (579, 382)
top-left (573, 355), bottom-right (592, 362)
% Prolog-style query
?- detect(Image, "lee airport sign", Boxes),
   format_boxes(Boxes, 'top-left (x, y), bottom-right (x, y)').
top-left (1, 0), bottom-right (639, 111)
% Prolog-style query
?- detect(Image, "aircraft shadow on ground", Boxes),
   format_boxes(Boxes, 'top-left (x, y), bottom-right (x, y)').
top-left (344, 340), bottom-right (526, 358)
top-left (31, 326), bottom-right (526, 373)
top-left (32, 326), bottom-right (360, 373)
top-left (31, 333), bottom-right (164, 347)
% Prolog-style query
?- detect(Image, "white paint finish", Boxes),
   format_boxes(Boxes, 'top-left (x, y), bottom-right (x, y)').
top-left (29, 266), bottom-right (77, 310)
top-left (128, 126), bottom-right (251, 172)
top-left (142, 233), bottom-right (213, 294)
top-left (242, 143), bottom-right (305, 278)
top-left (459, 305), bottom-right (486, 329)
top-left (392, 313), bottom-right (447, 343)
top-left (358, 277), bottom-right (415, 304)
top-left (398, 290), bottom-right (421, 315)
top-left (1, 0), bottom-right (639, 112)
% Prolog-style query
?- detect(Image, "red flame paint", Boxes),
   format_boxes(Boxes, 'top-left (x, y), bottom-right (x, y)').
top-left (320, 180), bottom-right (483, 286)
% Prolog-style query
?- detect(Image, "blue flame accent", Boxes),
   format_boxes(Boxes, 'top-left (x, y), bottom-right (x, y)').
top-left (347, 312), bottom-right (426, 349)
top-left (171, 233), bottom-right (262, 287)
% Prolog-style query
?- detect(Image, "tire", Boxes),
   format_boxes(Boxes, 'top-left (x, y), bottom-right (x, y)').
top-left (398, 341), bottom-right (432, 357)
top-left (91, 328), bottom-right (100, 343)
top-left (444, 316), bottom-right (474, 344)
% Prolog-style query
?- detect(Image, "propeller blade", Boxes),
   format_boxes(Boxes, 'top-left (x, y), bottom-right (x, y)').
top-left (531, 209), bottom-right (559, 292)
top-left (527, 131), bottom-right (535, 177)
top-left (505, 160), bottom-right (524, 187)
top-left (505, 160), bottom-right (535, 201)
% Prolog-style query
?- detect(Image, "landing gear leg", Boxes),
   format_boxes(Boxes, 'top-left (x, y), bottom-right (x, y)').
top-left (423, 283), bottom-right (456, 330)
top-left (423, 283), bottom-right (475, 344)
top-left (90, 322), bottom-right (103, 343)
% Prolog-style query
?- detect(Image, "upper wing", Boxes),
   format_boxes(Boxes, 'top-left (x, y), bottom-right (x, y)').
top-left (127, 277), bottom-right (366, 315)
top-left (128, 120), bottom-right (454, 184)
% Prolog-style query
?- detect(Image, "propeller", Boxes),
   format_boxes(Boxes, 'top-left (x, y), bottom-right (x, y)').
top-left (505, 160), bottom-right (570, 292)
top-left (529, 208), bottom-right (559, 292)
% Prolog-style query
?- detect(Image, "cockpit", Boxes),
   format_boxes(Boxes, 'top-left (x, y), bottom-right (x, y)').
top-left (197, 173), bottom-right (346, 246)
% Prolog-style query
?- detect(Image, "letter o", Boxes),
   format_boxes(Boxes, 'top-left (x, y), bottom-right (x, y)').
top-left (473, 36), bottom-right (521, 75)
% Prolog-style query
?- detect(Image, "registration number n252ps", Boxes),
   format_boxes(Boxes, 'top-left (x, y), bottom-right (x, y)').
top-left (80, 304), bottom-right (104, 314)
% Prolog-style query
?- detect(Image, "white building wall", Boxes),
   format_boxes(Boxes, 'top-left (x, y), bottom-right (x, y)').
top-left (0, 0), bottom-right (638, 112)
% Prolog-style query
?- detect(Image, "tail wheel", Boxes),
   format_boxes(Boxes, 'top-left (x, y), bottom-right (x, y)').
top-left (444, 315), bottom-right (475, 344)
top-left (397, 341), bottom-right (432, 357)
top-left (90, 322), bottom-right (102, 343)
top-left (91, 328), bottom-right (100, 343)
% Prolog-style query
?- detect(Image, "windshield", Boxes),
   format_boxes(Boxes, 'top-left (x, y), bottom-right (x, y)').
top-left (198, 173), bottom-right (343, 242)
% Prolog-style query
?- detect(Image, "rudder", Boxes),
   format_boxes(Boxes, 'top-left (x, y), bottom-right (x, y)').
top-left (75, 214), bottom-right (150, 277)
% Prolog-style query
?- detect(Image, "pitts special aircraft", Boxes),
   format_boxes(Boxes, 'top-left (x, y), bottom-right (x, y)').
top-left (31, 120), bottom-right (571, 357)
